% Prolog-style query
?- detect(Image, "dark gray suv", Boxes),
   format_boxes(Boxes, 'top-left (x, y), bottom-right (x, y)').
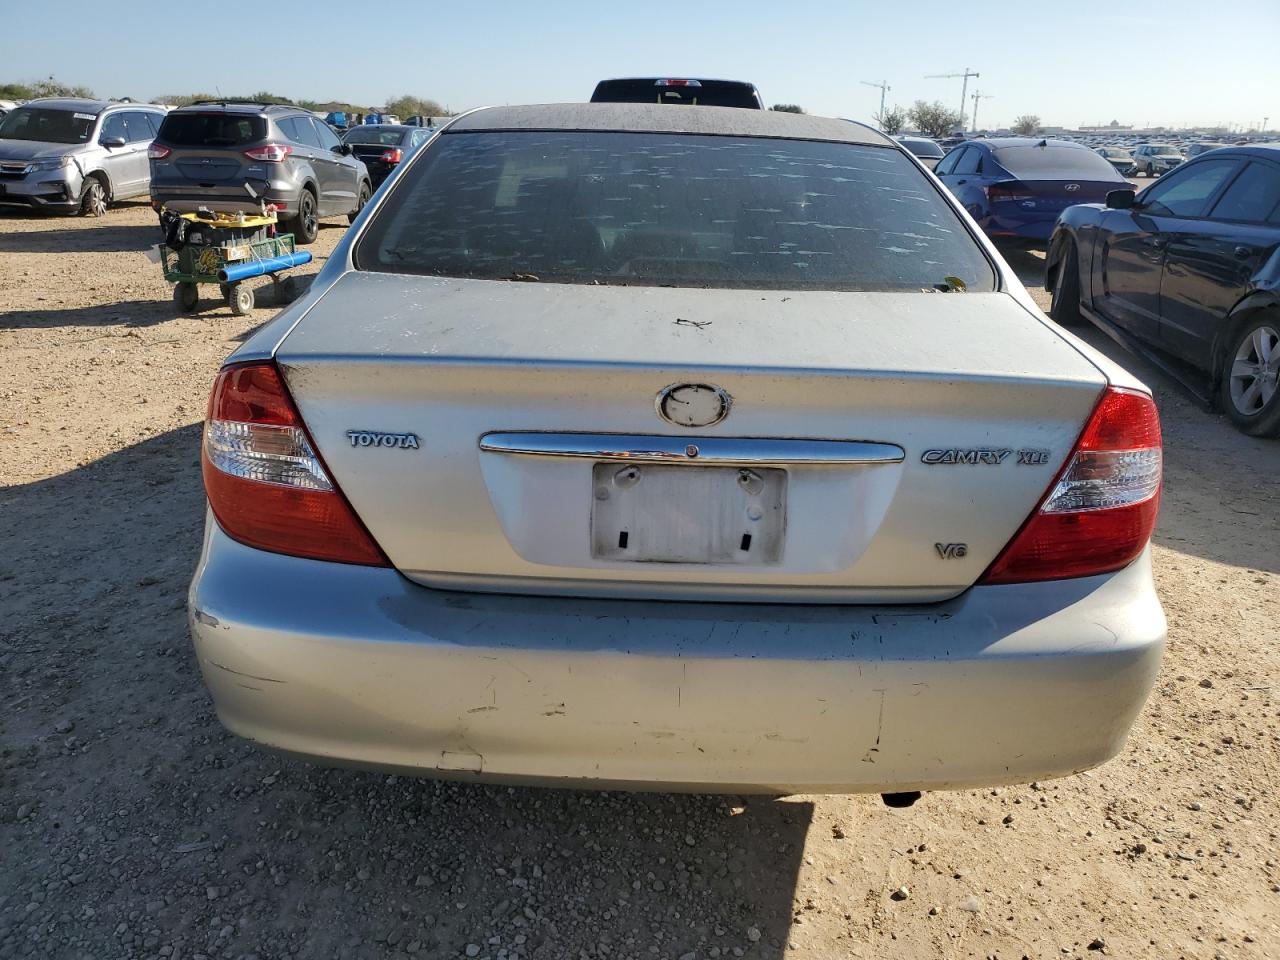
top-left (148, 102), bottom-right (371, 244)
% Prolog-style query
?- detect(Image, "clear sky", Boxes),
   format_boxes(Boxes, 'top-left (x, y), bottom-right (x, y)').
top-left (4, 0), bottom-right (1277, 130)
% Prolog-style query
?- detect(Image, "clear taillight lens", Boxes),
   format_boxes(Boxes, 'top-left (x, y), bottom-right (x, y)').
top-left (147, 144), bottom-right (172, 160)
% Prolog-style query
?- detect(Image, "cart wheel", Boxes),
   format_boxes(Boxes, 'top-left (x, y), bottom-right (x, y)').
top-left (174, 281), bottom-right (199, 313)
top-left (230, 284), bottom-right (255, 316)
top-left (219, 283), bottom-right (233, 303)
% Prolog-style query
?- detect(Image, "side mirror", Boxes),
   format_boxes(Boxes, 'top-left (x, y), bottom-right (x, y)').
top-left (335, 143), bottom-right (352, 155)
top-left (1106, 189), bottom-right (1137, 210)
top-left (100, 136), bottom-right (127, 149)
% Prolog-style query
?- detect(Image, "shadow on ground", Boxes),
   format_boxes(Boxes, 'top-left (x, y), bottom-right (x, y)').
top-left (0, 425), bottom-right (810, 959)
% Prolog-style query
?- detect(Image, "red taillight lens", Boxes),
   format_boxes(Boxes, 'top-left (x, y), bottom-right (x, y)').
top-left (985, 182), bottom-right (1033, 202)
top-left (379, 147), bottom-right (403, 163)
top-left (201, 362), bottom-right (389, 566)
top-left (980, 387), bottom-right (1162, 584)
top-left (147, 143), bottom-right (172, 160)
top-left (243, 144), bottom-right (292, 163)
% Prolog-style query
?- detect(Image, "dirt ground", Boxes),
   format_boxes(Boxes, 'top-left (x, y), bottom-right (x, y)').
top-left (1, 202), bottom-right (1278, 960)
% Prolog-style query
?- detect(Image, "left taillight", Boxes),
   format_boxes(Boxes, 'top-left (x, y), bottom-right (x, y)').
top-left (147, 143), bottom-right (171, 160)
top-left (985, 181), bottom-right (1033, 202)
top-left (201, 362), bottom-right (389, 566)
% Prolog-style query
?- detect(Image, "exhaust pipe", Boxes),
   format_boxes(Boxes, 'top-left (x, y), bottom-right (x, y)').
top-left (217, 251), bottom-right (313, 284)
top-left (881, 791), bottom-right (921, 809)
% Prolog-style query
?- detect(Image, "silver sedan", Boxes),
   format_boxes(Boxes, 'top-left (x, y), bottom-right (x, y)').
top-left (190, 104), bottom-right (1165, 798)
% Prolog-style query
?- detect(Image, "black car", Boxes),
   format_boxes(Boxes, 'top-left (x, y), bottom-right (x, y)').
top-left (341, 124), bottom-right (435, 187)
top-left (590, 78), bottom-right (763, 109)
top-left (894, 135), bottom-right (944, 170)
top-left (1046, 145), bottom-right (1280, 436)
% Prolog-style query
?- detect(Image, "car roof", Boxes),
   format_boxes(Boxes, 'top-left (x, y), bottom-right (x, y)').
top-left (18, 98), bottom-right (162, 113)
top-left (447, 103), bottom-right (891, 145)
top-left (973, 137), bottom-right (1091, 151)
top-left (1201, 144), bottom-right (1280, 161)
top-left (345, 124), bottom-right (421, 133)
top-left (170, 101), bottom-right (304, 115)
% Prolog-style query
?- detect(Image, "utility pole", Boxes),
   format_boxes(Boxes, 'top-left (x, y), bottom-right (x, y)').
top-left (971, 91), bottom-right (994, 133)
top-left (860, 80), bottom-right (891, 127)
top-left (925, 67), bottom-right (980, 131)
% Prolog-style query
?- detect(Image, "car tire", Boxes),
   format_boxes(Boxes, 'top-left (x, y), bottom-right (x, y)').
top-left (348, 181), bottom-right (371, 225)
top-left (1220, 312), bottom-right (1280, 437)
top-left (174, 281), bottom-right (199, 313)
top-left (287, 189), bottom-right (319, 245)
top-left (80, 178), bottom-right (108, 218)
top-left (1146, 163), bottom-right (1156, 178)
top-left (1049, 238), bottom-right (1084, 327)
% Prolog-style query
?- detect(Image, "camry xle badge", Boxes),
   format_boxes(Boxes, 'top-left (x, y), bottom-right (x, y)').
top-left (1065, 183), bottom-right (1080, 192)
top-left (346, 430), bottom-right (420, 449)
top-left (921, 448), bottom-right (1011, 465)
top-left (656, 383), bottom-right (732, 428)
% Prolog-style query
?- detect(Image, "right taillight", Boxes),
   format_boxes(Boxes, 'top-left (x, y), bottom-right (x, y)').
top-left (980, 387), bottom-right (1162, 584)
top-left (243, 144), bottom-right (292, 163)
top-left (379, 147), bottom-right (404, 163)
top-left (201, 362), bottom-right (388, 566)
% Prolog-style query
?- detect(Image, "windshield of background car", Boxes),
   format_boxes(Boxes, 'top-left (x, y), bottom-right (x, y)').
top-left (355, 130), bottom-right (995, 292)
top-left (992, 144), bottom-right (1123, 180)
top-left (590, 80), bottom-right (761, 109)
top-left (1150, 145), bottom-right (1181, 157)
top-left (0, 107), bottom-right (96, 144)
top-left (344, 128), bottom-right (407, 146)
top-left (158, 112), bottom-right (267, 147)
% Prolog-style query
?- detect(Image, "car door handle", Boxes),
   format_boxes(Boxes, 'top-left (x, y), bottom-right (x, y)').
top-left (955, 179), bottom-right (967, 185)
top-left (1233, 246), bottom-right (1252, 260)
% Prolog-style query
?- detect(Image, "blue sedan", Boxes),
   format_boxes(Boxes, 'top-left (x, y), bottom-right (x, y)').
top-left (934, 138), bottom-right (1128, 242)
top-left (1046, 145), bottom-right (1280, 437)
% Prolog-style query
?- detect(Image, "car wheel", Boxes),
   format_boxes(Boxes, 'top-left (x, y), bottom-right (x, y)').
top-left (1220, 313), bottom-right (1280, 437)
top-left (1049, 238), bottom-right (1084, 327)
top-left (173, 281), bottom-right (199, 312)
top-left (348, 181), bottom-right (371, 225)
top-left (80, 178), bottom-right (107, 217)
top-left (230, 284), bottom-right (256, 316)
top-left (1146, 163), bottom-right (1156, 178)
top-left (288, 189), bottom-right (319, 245)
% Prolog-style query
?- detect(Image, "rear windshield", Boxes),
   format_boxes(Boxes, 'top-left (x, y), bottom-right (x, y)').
top-left (591, 80), bottom-right (762, 109)
top-left (899, 138), bottom-right (944, 159)
top-left (992, 144), bottom-right (1124, 180)
top-left (344, 127), bottom-right (408, 146)
top-left (0, 107), bottom-right (96, 144)
top-left (158, 112), bottom-right (266, 146)
top-left (356, 131), bottom-right (994, 292)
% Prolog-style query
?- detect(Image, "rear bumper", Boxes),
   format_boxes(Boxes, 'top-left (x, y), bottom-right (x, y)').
top-left (150, 180), bottom-right (296, 216)
top-left (189, 521), bottom-right (1165, 794)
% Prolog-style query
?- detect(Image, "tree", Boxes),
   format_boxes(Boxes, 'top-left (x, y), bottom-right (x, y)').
top-left (907, 100), bottom-right (964, 139)
top-left (877, 105), bottom-right (907, 135)
top-left (384, 95), bottom-right (447, 119)
top-left (3, 77), bottom-right (95, 100)
top-left (770, 103), bottom-right (805, 114)
top-left (1012, 114), bottom-right (1041, 136)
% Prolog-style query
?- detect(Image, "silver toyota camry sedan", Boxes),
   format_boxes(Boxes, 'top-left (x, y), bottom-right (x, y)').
top-left (189, 104), bottom-right (1166, 797)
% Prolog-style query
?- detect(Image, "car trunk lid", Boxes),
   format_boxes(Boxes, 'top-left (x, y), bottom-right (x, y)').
top-left (274, 272), bottom-right (1107, 602)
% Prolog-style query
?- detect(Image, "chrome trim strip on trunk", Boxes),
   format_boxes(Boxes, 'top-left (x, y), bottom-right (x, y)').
top-left (479, 433), bottom-right (905, 466)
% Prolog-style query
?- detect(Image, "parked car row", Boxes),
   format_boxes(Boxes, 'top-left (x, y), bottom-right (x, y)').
top-left (0, 97), bottom-right (439, 237)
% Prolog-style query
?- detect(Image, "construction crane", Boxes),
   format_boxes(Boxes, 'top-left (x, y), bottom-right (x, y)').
top-left (971, 91), bottom-right (994, 133)
top-left (925, 67), bottom-right (980, 131)
top-left (860, 80), bottom-right (891, 128)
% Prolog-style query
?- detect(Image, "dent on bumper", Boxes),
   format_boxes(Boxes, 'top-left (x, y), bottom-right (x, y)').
top-left (189, 522), bottom-right (1165, 794)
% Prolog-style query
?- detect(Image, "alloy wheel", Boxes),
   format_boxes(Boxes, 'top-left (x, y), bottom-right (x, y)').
top-left (83, 181), bottom-right (107, 217)
top-left (1229, 324), bottom-right (1280, 415)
